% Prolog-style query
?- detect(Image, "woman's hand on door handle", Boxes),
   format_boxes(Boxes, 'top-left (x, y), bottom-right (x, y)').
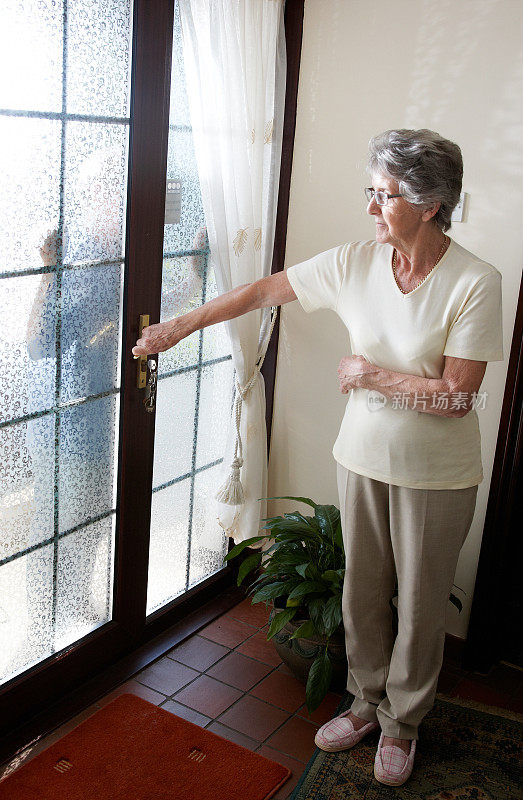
top-left (132, 317), bottom-right (188, 357)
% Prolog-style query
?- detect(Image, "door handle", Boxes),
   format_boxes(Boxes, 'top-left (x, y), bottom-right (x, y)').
top-left (136, 314), bottom-right (150, 389)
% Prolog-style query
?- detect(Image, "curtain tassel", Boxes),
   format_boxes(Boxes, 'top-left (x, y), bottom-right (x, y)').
top-left (215, 455), bottom-right (245, 505)
top-left (215, 306), bottom-right (279, 506)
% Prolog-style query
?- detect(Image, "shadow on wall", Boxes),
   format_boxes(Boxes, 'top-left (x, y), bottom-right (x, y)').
top-left (403, 0), bottom-right (523, 257)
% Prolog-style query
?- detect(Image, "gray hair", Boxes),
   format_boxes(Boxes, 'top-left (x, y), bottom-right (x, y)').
top-left (367, 129), bottom-right (463, 232)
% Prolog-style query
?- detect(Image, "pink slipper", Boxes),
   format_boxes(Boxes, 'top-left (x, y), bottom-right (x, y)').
top-left (374, 732), bottom-right (416, 786)
top-left (314, 710), bottom-right (379, 752)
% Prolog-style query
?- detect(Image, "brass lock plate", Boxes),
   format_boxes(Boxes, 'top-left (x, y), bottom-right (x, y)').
top-left (136, 314), bottom-right (150, 389)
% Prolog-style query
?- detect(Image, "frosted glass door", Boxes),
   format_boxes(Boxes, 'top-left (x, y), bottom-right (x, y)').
top-left (0, 0), bottom-right (133, 685)
top-left (146, 2), bottom-right (235, 615)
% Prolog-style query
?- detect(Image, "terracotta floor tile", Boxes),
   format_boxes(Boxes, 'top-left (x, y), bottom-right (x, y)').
top-left (235, 631), bottom-right (283, 666)
top-left (97, 680), bottom-right (166, 707)
top-left (277, 662), bottom-right (296, 678)
top-left (205, 721), bottom-right (259, 751)
top-left (450, 678), bottom-right (513, 709)
top-left (160, 699), bottom-right (211, 728)
top-left (296, 690), bottom-right (344, 725)
top-left (250, 669), bottom-right (307, 713)
top-left (199, 615), bottom-right (257, 648)
top-left (256, 745), bottom-right (306, 798)
top-left (137, 657), bottom-right (199, 695)
top-left (218, 694), bottom-right (290, 742)
top-left (166, 635), bottom-right (230, 671)
top-left (266, 715), bottom-right (319, 763)
top-left (173, 674), bottom-right (242, 717)
top-left (206, 651), bottom-right (274, 691)
top-left (225, 598), bottom-right (272, 629)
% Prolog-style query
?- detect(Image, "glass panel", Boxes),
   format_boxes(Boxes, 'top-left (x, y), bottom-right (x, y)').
top-left (66, 0), bottom-right (133, 117)
top-left (61, 263), bottom-right (123, 403)
top-left (0, 0), bottom-right (63, 113)
top-left (0, 0), bottom-right (132, 690)
top-left (0, 542), bottom-right (55, 685)
top-left (163, 129), bottom-right (206, 255)
top-left (147, 2), bottom-right (233, 616)
top-left (0, 416), bottom-right (55, 561)
top-left (189, 464), bottom-right (228, 589)
top-left (0, 117), bottom-right (61, 274)
top-left (55, 516), bottom-right (115, 650)
top-left (157, 255), bottom-right (205, 376)
top-left (64, 122), bottom-right (128, 265)
top-left (146, 480), bottom-right (191, 615)
top-left (152, 373), bottom-right (198, 489)
top-left (169, 2), bottom-right (191, 128)
top-left (0, 275), bottom-right (56, 423)
top-left (196, 361), bottom-right (235, 469)
top-left (59, 395), bottom-right (119, 534)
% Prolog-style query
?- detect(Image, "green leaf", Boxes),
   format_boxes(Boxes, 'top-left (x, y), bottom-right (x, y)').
top-left (257, 495), bottom-right (318, 509)
top-left (305, 563), bottom-right (322, 581)
top-left (236, 553), bottom-right (262, 586)
top-left (223, 536), bottom-right (267, 563)
top-left (282, 512), bottom-right (319, 532)
top-left (266, 607), bottom-right (297, 640)
top-left (250, 580), bottom-right (298, 604)
top-left (287, 581), bottom-right (326, 601)
top-left (322, 570), bottom-right (343, 586)
top-left (295, 563), bottom-right (310, 579)
top-left (308, 598), bottom-right (325, 634)
top-left (290, 619), bottom-right (316, 640)
top-left (323, 595), bottom-right (343, 636)
top-left (314, 504), bottom-right (340, 542)
top-left (306, 649), bottom-right (333, 713)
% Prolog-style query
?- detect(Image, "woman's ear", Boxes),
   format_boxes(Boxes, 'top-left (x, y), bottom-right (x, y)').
top-left (421, 201), bottom-right (441, 222)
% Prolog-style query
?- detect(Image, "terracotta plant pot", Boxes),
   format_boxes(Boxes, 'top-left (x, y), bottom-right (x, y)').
top-left (269, 605), bottom-right (347, 692)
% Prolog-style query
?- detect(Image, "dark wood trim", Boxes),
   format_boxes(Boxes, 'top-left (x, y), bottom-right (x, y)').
top-left (115, 0), bottom-right (174, 640)
top-left (464, 272), bottom-right (523, 672)
top-left (261, 0), bottom-right (305, 453)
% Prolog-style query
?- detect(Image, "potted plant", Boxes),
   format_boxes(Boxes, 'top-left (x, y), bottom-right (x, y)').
top-left (224, 494), bottom-right (467, 714)
top-left (224, 495), bottom-right (346, 713)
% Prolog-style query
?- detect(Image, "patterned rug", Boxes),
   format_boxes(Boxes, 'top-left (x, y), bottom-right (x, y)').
top-left (291, 692), bottom-right (522, 799)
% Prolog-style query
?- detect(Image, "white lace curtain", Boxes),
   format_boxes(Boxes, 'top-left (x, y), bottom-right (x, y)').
top-left (178, 0), bottom-right (286, 543)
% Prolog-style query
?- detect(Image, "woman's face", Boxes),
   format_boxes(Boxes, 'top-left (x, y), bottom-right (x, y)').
top-left (367, 172), bottom-right (427, 249)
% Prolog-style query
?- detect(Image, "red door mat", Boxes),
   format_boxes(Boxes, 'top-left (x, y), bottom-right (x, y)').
top-left (0, 693), bottom-right (291, 800)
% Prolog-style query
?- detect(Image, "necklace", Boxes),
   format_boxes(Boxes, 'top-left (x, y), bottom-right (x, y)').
top-left (392, 235), bottom-right (449, 294)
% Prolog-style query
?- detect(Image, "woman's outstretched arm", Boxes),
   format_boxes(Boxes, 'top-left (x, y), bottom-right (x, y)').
top-left (132, 270), bottom-right (296, 356)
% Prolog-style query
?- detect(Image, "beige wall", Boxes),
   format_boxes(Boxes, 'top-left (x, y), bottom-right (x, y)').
top-left (268, 0), bottom-right (523, 638)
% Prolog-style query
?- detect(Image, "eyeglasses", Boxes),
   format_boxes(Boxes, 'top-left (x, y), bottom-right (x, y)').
top-left (364, 187), bottom-right (403, 206)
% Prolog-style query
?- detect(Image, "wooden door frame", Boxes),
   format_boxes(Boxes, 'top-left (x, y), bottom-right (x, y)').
top-left (464, 272), bottom-right (522, 671)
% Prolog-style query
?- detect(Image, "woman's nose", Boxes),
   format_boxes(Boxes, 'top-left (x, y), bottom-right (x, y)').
top-left (366, 197), bottom-right (380, 215)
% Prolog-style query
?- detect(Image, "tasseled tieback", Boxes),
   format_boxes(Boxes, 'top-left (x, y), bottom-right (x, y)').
top-left (215, 305), bottom-right (279, 505)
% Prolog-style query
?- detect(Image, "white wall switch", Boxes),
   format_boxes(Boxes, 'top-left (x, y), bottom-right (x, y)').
top-left (451, 191), bottom-right (467, 223)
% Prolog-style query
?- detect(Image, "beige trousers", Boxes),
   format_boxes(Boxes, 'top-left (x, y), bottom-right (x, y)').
top-left (337, 463), bottom-right (478, 740)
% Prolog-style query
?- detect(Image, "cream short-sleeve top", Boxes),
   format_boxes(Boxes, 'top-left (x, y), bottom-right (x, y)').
top-left (285, 239), bottom-right (504, 489)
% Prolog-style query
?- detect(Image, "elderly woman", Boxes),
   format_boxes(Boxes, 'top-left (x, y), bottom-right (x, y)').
top-left (133, 129), bottom-right (503, 786)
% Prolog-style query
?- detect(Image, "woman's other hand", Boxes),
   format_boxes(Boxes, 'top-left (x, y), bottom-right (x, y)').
top-left (38, 228), bottom-right (62, 267)
top-left (132, 317), bottom-right (189, 357)
top-left (337, 354), bottom-right (377, 393)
